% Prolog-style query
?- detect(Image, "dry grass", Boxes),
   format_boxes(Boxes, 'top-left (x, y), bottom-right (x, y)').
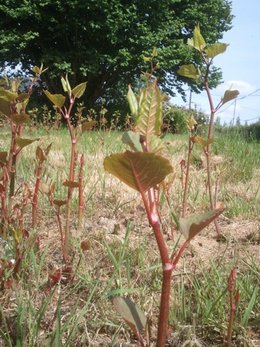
top-left (0, 127), bottom-right (259, 346)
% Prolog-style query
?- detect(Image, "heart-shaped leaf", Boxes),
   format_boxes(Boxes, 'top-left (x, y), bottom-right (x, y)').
top-left (16, 137), bottom-right (40, 149)
top-left (179, 209), bottom-right (224, 241)
top-left (113, 296), bottom-right (147, 336)
top-left (122, 131), bottom-right (142, 151)
top-left (72, 82), bottom-right (87, 99)
top-left (177, 64), bottom-right (200, 80)
top-left (221, 90), bottom-right (239, 105)
top-left (205, 43), bottom-right (228, 58)
top-left (104, 151), bottom-right (172, 192)
top-left (44, 90), bottom-right (65, 108)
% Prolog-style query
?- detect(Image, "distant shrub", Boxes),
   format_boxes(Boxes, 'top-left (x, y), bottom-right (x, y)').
top-left (163, 105), bottom-right (208, 134)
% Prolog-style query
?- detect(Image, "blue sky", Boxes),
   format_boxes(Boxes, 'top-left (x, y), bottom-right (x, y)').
top-left (174, 0), bottom-right (260, 125)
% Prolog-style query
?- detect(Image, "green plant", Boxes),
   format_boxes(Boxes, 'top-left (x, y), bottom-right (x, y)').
top-left (44, 76), bottom-right (95, 262)
top-left (178, 25), bottom-right (239, 235)
top-left (104, 58), bottom-right (223, 346)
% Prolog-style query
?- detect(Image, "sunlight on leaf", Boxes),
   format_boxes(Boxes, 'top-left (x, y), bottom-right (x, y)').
top-left (205, 43), bottom-right (228, 58)
top-left (16, 137), bottom-right (39, 149)
top-left (44, 90), bottom-right (65, 108)
top-left (104, 151), bottom-right (172, 192)
top-left (127, 85), bottom-right (138, 120)
top-left (135, 81), bottom-right (163, 142)
top-left (221, 90), bottom-right (239, 105)
top-left (72, 82), bottom-right (87, 99)
top-left (177, 64), bottom-right (200, 80)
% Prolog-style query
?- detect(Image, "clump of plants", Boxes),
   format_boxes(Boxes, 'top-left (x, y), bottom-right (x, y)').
top-left (177, 25), bottom-right (239, 234)
top-left (102, 26), bottom-right (244, 345)
top-left (103, 47), bottom-right (224, 346)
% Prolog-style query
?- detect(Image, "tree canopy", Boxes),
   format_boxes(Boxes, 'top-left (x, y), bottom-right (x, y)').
top-left (0, 0), bottom-right (233, 114)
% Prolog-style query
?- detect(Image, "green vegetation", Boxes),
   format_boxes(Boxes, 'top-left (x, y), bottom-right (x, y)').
top-left (0, 0), bottom-right (233, 114)
top-left (0, 18), bottom-right (259, 347)
top-left (0, 125), bottom-right (259, 346)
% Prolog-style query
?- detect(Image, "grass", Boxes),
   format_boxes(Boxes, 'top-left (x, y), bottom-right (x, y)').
top-left (0, 125), bottom-right (259, 346)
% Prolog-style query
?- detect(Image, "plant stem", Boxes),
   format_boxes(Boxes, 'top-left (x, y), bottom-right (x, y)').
top-left (78, 154), bottom-right (84, 230)
top-left (204, 67), bottom-right (221, 236)
top-left (32, 161), bottom-right (44, 228)
top-left (63, 102), bottom-right (76, 263)
top-left (182, 136), bottom-right (193, 217)
top-left (156, 263), bottom-right (173, 347)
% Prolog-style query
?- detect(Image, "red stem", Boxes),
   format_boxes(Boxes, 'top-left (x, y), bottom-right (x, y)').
top-left (32, 161), bottom-right (43, 228)
top-left (78, 154), bottom-right (84, 230)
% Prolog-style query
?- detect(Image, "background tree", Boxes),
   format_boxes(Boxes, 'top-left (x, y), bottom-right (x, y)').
top-left (0, 0), bottom-right (233, 117)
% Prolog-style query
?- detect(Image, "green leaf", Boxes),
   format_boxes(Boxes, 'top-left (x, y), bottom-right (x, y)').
top-left (191, 135), bottom-right (213, 147)
top-left (81, 120), bottom-right (96, 133)
top-left (104, 151), bottom-right (172, 192)
top-left (72, 82), bottom-right (87, 99)
top-left (177, 64), bottom-right (200, 80)
top-left (9, 113), bottom-right (30, 125)
top-left (179, 209), bottom-right (224, 241)
top-left (43, 90), bottom-right (65, 108)
top-left (241, 287), bottom-right (258, 327)
top-left (221, 90), bottom-right (239, 105)
top-left (127, 85), bottom-right (138, 120)
top-left (205, 43), bottom-right (228, 58)
top-left (0, 88), bottom-right (18, 102)
top-left (61, 75), bottom-right (70, 94)
top-left (16, 137), bottom-right (39, 149)
top-left (193, 25), bottom-right (206, 51)
top-left (135, 81), bottom-right (163, 143)
top-left (113, 296), bottom-right (147, 336)
top-left (121, 131), bottom-right (142, 151)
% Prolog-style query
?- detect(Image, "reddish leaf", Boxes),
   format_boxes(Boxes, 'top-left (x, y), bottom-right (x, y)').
top-left (179, 208), bottom-right (224, 241)
top-left (49, 269), bottom-right (62, 284)
top-left (81, 240), bottom-right (91, 251)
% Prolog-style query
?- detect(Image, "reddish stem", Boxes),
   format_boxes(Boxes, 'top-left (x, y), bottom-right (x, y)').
top-left (32, 161), bottom-right (44, 228)
top-left (78, 154), bottom-right (85, 230)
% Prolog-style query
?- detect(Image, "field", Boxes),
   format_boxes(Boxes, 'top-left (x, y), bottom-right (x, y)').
top-left (0, 126), bottom-right (259, 347)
